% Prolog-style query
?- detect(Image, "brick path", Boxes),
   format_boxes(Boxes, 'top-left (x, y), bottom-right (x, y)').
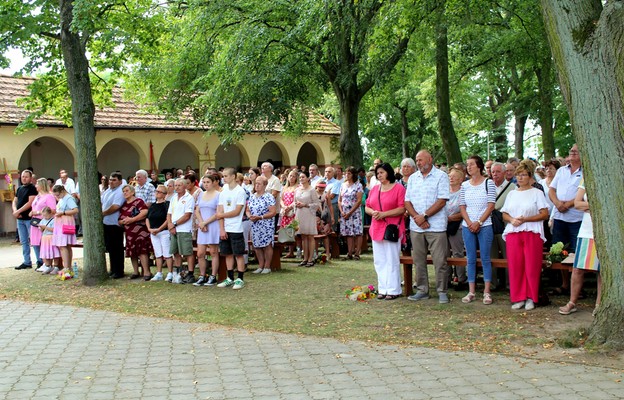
top-left (0, 300), bottom-right (622, 399)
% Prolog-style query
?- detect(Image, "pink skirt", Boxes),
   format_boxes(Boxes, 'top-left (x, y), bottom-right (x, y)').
top-left (30, 224), bottom-right (43, 246)
top-left (40, 235), bottom-right (60, 259)
top-left (52, 215), bottom-right (77, 247)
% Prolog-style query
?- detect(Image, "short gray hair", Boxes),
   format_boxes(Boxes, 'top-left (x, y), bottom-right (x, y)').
top-left (491, 162), bottom-right (506, 171)
top-left (136, 169), bottom-right (148, 178)
top-left (401, 158), bottom-right (416, 168)
top-left (261, 162), bottom-right (274, 171)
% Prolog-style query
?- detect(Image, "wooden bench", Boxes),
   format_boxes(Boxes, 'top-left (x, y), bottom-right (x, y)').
top-left (399, 255), bottom-right (573, 297)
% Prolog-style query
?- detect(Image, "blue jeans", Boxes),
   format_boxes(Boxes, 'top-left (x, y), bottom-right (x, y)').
top-left (16, 219), bottom-right (32, 266)
top-left (552, 219), bottom-right (582, 253)
top-left (462, 225), bottom-right (494, 283)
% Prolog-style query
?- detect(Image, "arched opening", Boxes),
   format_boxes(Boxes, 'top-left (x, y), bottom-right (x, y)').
top-left (215, 144), bottom-right (243, 171)
top-left (18, 137), bottom-right (75, 180)
top-left (296, 142), bottom-right (319, 168)
top-left (158, 140), bottom-right (199, 175)
top-left (257, 141), bottom-right (284, 169)
top-left (97, 138), bottom-right (141, 179)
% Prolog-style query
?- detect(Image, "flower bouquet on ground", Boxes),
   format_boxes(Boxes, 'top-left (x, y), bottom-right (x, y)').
top-left (546, 241), bottom-right (568, 267)
top-left (345, 285), bottom-right (377, 302)
top-left (316, 252), bottom-right (327, 265)
top-left (57, 268), bottom-right (74, 281)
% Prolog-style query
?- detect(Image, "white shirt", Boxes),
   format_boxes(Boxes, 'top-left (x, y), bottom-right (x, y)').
top-left (405, 167), bottom-right (449, 233)
top-left (167, 191), bottom-right (195, 233)
top-left (549, 164), bottom-right (583, 223)
top-left (55, 177), bottom-right (76, 194)
top-left (501, 188), bottom-right (549, 242)
top-left (219, 184), bottom-right (247, 233)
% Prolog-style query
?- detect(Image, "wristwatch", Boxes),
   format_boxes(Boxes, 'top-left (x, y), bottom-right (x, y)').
top-left (423, 213), bottom-right (429, 221)
top-left (173, 221), bottom-right (178, 227)
top-left (477, 220), bottom-right (483, 226)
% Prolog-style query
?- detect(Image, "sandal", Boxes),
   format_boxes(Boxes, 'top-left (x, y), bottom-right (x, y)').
top-left (385, 294), bottom-right (400, 301)
top-left (353, 255), bottom-right (360, 261)
top-left (298, 261), bottom-right (307, 267)
top-left (377, 294), bottom-right (386, 300)
top-left (129, 274), bottom-right (141, 280)
top-left (305, 261), bottom-right (315, 267)
top-left (558, 302), bottom-right (577, 315)
top-left (483, 292), bottom-right (493, 305)
top-left (461, 292), bottom-right (476, 304)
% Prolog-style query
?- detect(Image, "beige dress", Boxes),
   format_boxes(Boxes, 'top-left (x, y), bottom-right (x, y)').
top-left (295, 186), bottom-right (320, 235)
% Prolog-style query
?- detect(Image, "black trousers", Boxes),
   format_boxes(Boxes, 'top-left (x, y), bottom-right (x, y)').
top-left (104, 224), bottom-right (125, 276)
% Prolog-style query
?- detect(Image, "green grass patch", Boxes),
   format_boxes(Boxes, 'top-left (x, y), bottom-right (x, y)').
top-left (0, 254), bottom-right (590, 357)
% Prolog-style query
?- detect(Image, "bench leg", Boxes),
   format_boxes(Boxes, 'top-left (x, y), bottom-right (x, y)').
top-left (403, 263), bottom-right (413, 297)
top-left (329, 235), bottom-right (340, 259)
top-left (271, 243), bottom-right (282, 271)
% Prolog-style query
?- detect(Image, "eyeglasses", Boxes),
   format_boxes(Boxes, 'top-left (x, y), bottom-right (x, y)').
top-left (516, 173), bottom-right (529, 178)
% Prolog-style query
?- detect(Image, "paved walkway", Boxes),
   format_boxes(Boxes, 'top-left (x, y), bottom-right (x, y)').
top-left (0, 301), bottom-right (622, 399)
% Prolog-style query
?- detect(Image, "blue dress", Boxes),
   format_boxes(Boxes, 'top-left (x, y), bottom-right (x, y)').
top-left (248, 193), bottom-right (276, 248)
top-left (196, 192), bottom-right (220, 245)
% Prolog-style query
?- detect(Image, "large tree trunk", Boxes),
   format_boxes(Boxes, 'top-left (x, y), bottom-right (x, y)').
top-left (513, 110), bottom-right (527, 159)
top-left (541, 0), bottom-right (624, 350)
top-left (334, 84), bottom-right (363, 168)
top-left (60, 0), bottom-right (108, 285)
top-left (535, 56), bottom-right (556, 160)
top-left (435, 5), bottom-right (462, 165)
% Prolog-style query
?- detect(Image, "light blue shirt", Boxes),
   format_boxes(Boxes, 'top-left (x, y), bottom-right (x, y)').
top-left (325, 178), bottom-right (340, 204)
top-left (101, 185), bottom-right (125, 226)
top-left (405, 167), bottom-right (450, 233)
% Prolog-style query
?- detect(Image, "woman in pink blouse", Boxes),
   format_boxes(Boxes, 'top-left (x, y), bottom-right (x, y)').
top-left (365, 163), bottom-right (406, 300)
top-left (30, 178), bottom-right (57, 269)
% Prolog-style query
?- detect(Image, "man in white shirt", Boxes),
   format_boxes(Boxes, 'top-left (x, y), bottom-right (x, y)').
top-left (167, 178), bottom-right (196, 283)
top-left (309, 164), bottom-right (321, 187)
top-left (262, 162), bottom-right (282, 223)
top-left (55, 169), bottom-right (76, 194)
top-left (490, 162), bottom-right (517, 290)
top-left (134, 169), bottom-right (156, 207)
top-left (404, 150), bottom-right (450, 304)
top-left (216, 168), bottom-right (248, 290)
top-left (549, 144), bottom-right (583, 294)
top-left (368, 158), bottom-right (383, 187)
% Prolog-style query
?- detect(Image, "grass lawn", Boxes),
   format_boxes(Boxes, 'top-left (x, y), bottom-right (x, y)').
top-left (0, 252), bottom-right (617, 367)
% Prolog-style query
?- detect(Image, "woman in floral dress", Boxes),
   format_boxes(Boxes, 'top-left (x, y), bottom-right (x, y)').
top-left (338, 167), bottom-right (363, 260)
top-left (119, 185), bottom-right (153, 280)
top-left (248, 176), bottom-right (277, 273)
top-left (279, 170), bottom-right (299, 258)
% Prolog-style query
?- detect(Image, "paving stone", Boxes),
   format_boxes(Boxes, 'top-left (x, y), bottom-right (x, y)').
top-left (0, 300), bottom-right (622, 400)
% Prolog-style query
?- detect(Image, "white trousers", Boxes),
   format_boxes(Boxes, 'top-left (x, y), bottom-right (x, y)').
top-left (372, 240), bottom-right (402, 295)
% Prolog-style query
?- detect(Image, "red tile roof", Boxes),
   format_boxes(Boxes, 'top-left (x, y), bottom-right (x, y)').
top-left (0, 75), bottom-right (340, 135)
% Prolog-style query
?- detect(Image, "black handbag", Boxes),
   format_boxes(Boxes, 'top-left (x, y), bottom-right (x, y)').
top-left (30, 217), bottom-right (42, 227)
top-left (378, 188), bottom-right (399, 242)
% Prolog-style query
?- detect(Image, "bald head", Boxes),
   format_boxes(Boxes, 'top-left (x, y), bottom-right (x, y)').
top-left (415, 150), bottom-right (433, 175)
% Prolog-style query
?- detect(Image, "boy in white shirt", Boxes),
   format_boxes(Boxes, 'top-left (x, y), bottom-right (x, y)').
top-left (216, 168), bottom-right (248, 289)
top-left (167, 178), bottom-right (196, 283)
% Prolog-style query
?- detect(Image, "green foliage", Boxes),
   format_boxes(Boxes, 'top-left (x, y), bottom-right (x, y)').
top-left (131, 0), bottom-right (430, 167)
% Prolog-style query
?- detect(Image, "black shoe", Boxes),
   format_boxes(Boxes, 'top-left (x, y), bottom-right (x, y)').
top-left (182, 273), bottom-right (196, 284)
top-left (15, 263), bottom-right (32, 270)
top-left (111, 274), bottom-right (125, 279)
top-left (36, 260), bottom-right (44, 268)
top-left (193, 276), bottom-right (206, 286)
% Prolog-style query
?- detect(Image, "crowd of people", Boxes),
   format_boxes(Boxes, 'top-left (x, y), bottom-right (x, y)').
top-left (11, 144), bottom-right (600, 314)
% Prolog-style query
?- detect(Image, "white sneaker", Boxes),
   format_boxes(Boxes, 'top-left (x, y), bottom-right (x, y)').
top-left (232, 278), bottom-right (245, 290)
top-left (49, 267), bottom-right (60, 275)
top-left (511, 301), bottom-right (525, 310)
top-left (40, 266), bottom-right (52, 274)
top-left (165, 272), bottom-right (173, 282)
top-left (217, 278), bottom-right (234, 288)
top-left (35, 266), bottom-right (45, 272)
top-left (252, 268), bottom-right (264, 274)
top-left (151, 272), bottom-right (163, 281)
top-left (525, 299), bottom-right (535, 311)
top-left (261, 268), bottom-right (271, 274)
